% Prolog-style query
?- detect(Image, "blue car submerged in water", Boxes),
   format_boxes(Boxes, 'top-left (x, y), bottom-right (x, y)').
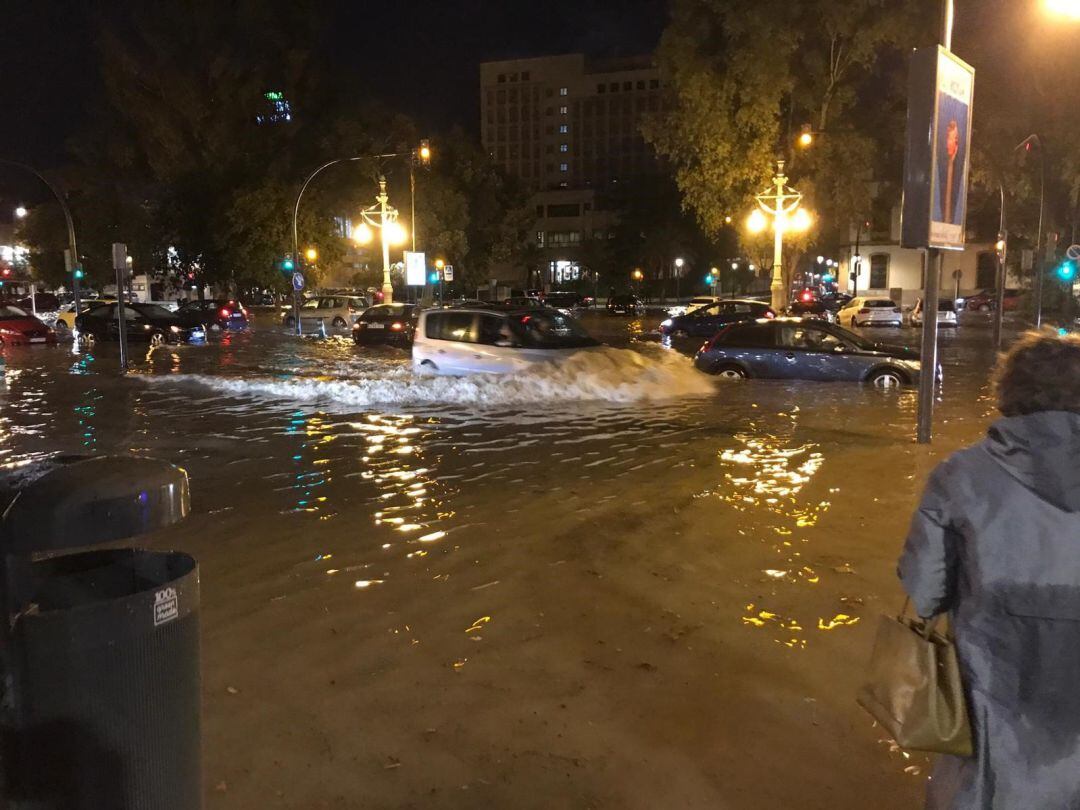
top-left (693, 318), bottom-right (923, 387)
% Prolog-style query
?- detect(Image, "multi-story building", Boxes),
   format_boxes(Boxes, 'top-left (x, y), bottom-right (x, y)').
top-left (480, 53), bottom-right (666, 290)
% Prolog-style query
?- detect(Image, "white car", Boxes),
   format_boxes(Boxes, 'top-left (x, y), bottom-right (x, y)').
top-left (838, 297), bottom-right (903, 328)
top-left (910, 298), bottom-right (958, 327)
top-left (667, 296), bottom-right (722, 318)
top-left (283, 295), bottom-right (369, 329)
top-left (412, 306), bottom-right (599, 376)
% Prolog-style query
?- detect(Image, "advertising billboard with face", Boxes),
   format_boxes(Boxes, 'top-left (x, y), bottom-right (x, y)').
top-left (900, 46), bottom-right (975, 251)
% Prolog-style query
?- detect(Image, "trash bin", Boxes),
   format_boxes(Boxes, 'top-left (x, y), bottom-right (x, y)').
top-left (1, 456), bottom-right (200, 810)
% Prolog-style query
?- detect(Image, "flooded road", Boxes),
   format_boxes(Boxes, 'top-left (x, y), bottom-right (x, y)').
top-left (0, 311), bottom-right (1002, 808)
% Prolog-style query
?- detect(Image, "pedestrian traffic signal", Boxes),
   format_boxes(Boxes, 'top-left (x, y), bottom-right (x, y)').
top-left (1057, 259), bottom-right (1077, 282)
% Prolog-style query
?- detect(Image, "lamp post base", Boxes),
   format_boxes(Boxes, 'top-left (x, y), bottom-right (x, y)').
top-left (382, 281), bottom-right (394, 305)
top-left (770, 278), bottom-right (786, 314)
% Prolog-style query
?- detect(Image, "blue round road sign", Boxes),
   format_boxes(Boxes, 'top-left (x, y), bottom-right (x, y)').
top-left (292, 271), bottom-right (305, 291)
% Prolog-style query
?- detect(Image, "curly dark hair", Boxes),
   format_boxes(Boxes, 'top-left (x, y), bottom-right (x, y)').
top-left (994, 329), bottom-right (1080, 416)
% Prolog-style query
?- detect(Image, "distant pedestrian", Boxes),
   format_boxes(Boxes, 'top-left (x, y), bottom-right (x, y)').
top-left (899, 329), bottom-right (1080, 808)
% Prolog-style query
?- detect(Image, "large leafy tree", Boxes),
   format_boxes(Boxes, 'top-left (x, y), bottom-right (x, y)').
top-left (643, 0), bottom-right (932, 291)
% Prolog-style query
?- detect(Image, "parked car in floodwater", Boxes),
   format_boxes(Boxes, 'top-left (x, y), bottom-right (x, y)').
top-left (693, 318), bottom-right (923, 388)
top-left (659, 299), bottom-right (775, 338)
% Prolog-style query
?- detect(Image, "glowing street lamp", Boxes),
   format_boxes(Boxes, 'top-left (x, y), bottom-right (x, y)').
top-left (631, 268), bottom-right (644, 281)
top-left (1045, 0), bottom-right (1080, 19)
top-left (305, 247), bottom-right (318, 262)
top-left (747, 159), bottom-right (814, 312)
top-left (14, 206), bottom-right (27, 219)
top-left (354, 176), bottom-right (409, 303)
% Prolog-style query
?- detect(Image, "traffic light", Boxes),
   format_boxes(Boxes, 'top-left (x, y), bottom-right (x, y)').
top-left (1056, 259), bottom-right (1077, 282)
top-left (429, 271), bottom-right (440, 284)
top-left (1, 266), bottom-right (11, 278)
top-left (822, 273), bottom-right (835, 283)
top-left (282, 257), bottom-right (295, 272)
top-left (418, 139), bottom-right (432, 166)
top-left (73, 265), bottom-right (85, 280)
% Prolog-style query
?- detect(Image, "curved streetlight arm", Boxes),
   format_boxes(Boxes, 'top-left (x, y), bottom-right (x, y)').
top-left (0, 158), bottom-right (81, 312)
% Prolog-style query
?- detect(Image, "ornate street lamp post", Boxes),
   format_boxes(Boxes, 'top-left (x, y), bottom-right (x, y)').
top-left (353, 176), bottom-right (408, 304)
top-left (746, 159), bottom-right (813, 313)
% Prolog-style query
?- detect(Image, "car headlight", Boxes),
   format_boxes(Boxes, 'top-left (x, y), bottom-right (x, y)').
top-left (170, 325), bottom-right (181, 333)
top-left (661, 318), bottom-right (673, 328)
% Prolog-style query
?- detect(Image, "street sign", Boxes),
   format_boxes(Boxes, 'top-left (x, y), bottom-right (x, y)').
top-left (443, 264), bottom-right (454, 282)
top-left (1067, 244), bottom-right (1080, 261)
top-left (291, 271), bottom-right (305, 291)
top-left (111, 242), bottom-right (128, 270)
top-left (404, 251), bottom-right (426, 286)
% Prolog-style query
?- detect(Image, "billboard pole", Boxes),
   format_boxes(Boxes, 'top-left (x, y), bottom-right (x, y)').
top-left (914, 0), bottom-right (959, 444)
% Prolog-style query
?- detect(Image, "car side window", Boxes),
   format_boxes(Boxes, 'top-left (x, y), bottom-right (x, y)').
top-left (426, 312), bottom-right (477, 343)
top-left (779, 325), bottom-right (844, 351)
top-left (718, 323), bottom-right (775, 347)
top-left (122, 305), bottom-right (142, 320)
top-left (302, 299), bottom-right (319, 309)
top-left (478, 315), bottom-right (516, 346)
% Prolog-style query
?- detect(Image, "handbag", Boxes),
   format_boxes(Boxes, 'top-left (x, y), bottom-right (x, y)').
top-left (856, 600), bottom-right (973, 757)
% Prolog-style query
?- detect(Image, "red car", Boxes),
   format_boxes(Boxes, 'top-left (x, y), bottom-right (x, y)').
top-left (963, 289), bottom-right (1022, 312)
top-left (0, 305), bottom-right (57, 346)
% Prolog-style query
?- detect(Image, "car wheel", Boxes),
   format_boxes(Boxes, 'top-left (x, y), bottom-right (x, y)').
top-left (868, 368), bottom-right (907, 389)
top-left (713, 364), bottom-right (747, 380)
top-left (978, 303), bottom-right (991, 313)
top-left (148, 331), bottom-right (166, 348)
top-left (332, 317), bottom-right (347, 328)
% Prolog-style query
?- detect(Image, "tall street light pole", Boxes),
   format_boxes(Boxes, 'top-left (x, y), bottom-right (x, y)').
top-left (747, 159), bottom-right (813, 313)
top-left (0, 159), bottom-right (82, 316)
top-left (354, 176), bottom-right (408, 304)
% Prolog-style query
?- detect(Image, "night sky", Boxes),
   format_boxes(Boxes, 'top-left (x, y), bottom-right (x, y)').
top-left (1, 0), bottom-right (668, 199)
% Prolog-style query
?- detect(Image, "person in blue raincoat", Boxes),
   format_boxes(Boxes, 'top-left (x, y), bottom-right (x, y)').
top-left (900, 330), bottom-right (1080, 809)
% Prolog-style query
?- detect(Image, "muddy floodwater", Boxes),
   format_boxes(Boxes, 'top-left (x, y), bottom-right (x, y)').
top-left (0, 311), bottom-right (1005, 808)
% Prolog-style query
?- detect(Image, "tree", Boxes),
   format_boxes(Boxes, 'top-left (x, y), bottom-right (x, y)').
top-left (643, 0), bottom-right (931, 290)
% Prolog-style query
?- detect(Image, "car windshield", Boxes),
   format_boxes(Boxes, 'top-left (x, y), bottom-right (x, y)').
top-left (545, 293), bottom-right (578, 305)
top-left (611, 296), bottom-right (636, 304)
top-left (827, 324), bottom-right (875, 349)
top-left (362, 305), bottom-right (411, 321)
top-left (937, 300), bottom-right (956, 311)
top-left (508, 311), bottom-right (598, 349)
top-left (865, 299), bottom-right (897, 308)
top-left (0, 305), bottom-right (29, 320)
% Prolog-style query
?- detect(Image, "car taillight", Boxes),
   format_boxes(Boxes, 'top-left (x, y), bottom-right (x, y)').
top-left (764, 310), bottom-right (775, 319)
top-left (390, 322), bottom-right (404, 331)
top-left (219, 308), bottom-right (230, 318)
top-left (859, 308), bottom-right (870, 314)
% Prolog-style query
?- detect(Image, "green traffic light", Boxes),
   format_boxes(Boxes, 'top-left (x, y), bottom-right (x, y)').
top-left (283, 258), bottom-right (295, 271)
top-left (1057, 260), bottom-right (1077, 282)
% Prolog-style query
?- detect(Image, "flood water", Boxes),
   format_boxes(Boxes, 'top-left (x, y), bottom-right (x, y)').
top-left (0, 311), bottom-right (1005, 808)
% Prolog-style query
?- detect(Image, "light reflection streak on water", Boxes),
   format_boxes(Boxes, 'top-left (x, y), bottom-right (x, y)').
top-left (284, 410), bottom-right (332, 516)
top-left (74, 388), bottom-right (102, 449)
top-left (352, 413), bottom-right (452, 576)
top-left (708, 430), bottom-right (862, 649)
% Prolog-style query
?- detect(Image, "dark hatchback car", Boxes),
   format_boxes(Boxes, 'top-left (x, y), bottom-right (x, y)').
top-left (75, 302), bottom-right (206, 346)
top-left (607, 294), bottom-right (645, 316)
top-left (176, 299), bottom-right (250, 331)
top-left (693, 318), bottom-right (922, 387)
top-left (660, 298), bottom-right (776, 338)
top-left (352, 303), bottom-right (418, 346)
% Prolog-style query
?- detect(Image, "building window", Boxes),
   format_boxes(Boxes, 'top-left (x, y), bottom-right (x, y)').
top-left (650, 79), bottom-right (660, 89)
top-left (497, 74), bottom-right (506, 83)
top-left (609, 82), bottom-right (618, 92)
top-left (522, 71), bottom-right (530, 81)
top-left (869, 254), bottom-right (890, 289)
top-left (976, 251), bottom-right (997, 289)
top-left (559, 105), bottom-right (568, 115)
top-left (559, 86), bottom-right (568, 96)
top-left (559, 124), bottom-right (569, 134)
top-left (623, 81), bottom-right (632, 91)
top-left (546, 203), bottom-right (580, 217)
top-left (598, 84), bottom-right (606, 94)
top-left (559, 163), bottom-right (569, 172)
top-left (637, 80), bottom-right (645, 90)
top-left (536, 205), bottom-right (544, 217)
top-left (536, 231), bottom-right (545, 246)
top-left (510, 72), bottom-right (518, 82)
top-left (583, 202), bottom-right (592, 212)
top-left (559, 143), bottom-right (569, 152)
